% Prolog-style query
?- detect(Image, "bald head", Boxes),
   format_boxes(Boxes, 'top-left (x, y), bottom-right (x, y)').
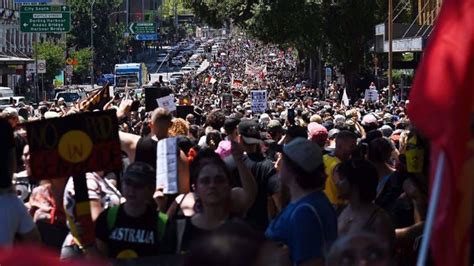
top-left (150, 108), bottom-right (173, 140)
top-left (151, 107), bottom-right (172, 124)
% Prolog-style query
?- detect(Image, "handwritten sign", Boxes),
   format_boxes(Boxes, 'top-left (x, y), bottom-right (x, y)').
top-left (156, 137), bottom-right (179, 194)
top-left (364, 89), bottom-right (379, 103)
top-left (156, 95), bottom-right (177, 112)
top-left (24, 110), bottom-right (122, 180)
top-left (251, 90), bottom-right (267, 113)
top-left (222, 93), bottom-right (233, 109)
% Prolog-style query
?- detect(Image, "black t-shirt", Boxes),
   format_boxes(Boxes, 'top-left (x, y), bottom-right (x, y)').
top-left (95, 204), bottom-right (174, 259)
top-left (225, 153), bottom-right (280, 231)
top-left (0, 119), bottom-right (14, 187)
top-left (135, 136), bottom-right (157, 167)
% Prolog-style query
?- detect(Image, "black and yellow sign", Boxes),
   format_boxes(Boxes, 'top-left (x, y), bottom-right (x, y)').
top-left (25, 110), bottom-right (122, 180)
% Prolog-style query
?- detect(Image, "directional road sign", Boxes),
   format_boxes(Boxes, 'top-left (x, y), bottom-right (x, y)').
top-left (20, 5), bottom-right (71, 33)
top-left (16, 0), bottom-right (51, 3)
top-left (135, 34), bottom-right (159, 41)
top-left (128, 22), bottom-right (156, 35)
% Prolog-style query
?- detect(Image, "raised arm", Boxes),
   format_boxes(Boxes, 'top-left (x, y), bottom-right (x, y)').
top-left (230, 141), bottom-right (257, 214)
top-left (116, 99), bottom-right (140, 162)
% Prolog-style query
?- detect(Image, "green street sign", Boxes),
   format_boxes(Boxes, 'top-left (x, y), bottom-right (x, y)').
top-left (128, 22), bottom-right (156, 35)
top-left (20, 5), bottom-right (71, 33)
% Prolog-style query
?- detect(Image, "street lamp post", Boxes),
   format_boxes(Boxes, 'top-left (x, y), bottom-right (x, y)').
top-left (90, 0), bottom-right (95, 90)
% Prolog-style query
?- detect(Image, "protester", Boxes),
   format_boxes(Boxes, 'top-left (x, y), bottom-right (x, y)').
top-left (335, 159), bottom-right (395, 248)
top-left (0, 117), bottom-right (41, 246)
top-left (61, 171), bottom-right (122, 259)
top-left (266, 137), bottom-right (337, 266)
top-left (95, 162), bottom-right (174, 259)
top-left (323, 130), bottom-right (358, 210)
top-left (120, 107), bottom-right (173, 164)
top-left (176, 143), bottom-right (257, 253)
top-left (327, 232), bottom-right (392, 266)
top-left (225, 118), bottom-right (281, 231)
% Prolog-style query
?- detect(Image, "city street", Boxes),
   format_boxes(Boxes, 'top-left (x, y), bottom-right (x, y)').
top-left (0, 0), bottom-right (472, 266)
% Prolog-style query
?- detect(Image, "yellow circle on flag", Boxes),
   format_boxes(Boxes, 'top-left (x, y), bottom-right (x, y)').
top-left (66, 58), bottom-right (73, 65)
top-left (116, 249), bottom-right (138, 259)
top-left (58, 130), bottom-right (93, 163)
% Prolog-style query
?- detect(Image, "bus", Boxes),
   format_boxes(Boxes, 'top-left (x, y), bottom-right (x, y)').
top-left (114, 63), bottom-right (149, 88)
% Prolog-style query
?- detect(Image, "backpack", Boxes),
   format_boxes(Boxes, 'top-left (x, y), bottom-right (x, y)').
top-left (107, 205), bottom-right (169, 241)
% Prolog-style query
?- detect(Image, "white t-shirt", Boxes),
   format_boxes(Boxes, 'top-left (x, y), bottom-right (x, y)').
top-left (0, 192), bottom-right (36, 246)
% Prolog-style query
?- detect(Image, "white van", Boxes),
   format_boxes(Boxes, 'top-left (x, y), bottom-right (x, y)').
top-left (0, 87), bottom-right (14, 97)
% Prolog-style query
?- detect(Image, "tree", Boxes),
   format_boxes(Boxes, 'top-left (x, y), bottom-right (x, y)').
top-left (321, 0), bottom-right (377, 94)
top-left (160, 0), bottom-right (193, 19)
top-left (34, 41), bottom-right (66, 83)
top-left (66, 0), bottom-right (125, 73)
top-left (186, 0), bottom-right (391, 91)
top-left (71, 48), bottom-right (93, 80)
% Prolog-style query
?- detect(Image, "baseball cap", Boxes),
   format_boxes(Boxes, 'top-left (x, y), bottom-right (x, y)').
top-left (224, 117), bottom-right (240, 133)
top-left (238, 119), bottom-right (262, 145)
top-left (215, 140), bottom-right (232, 159)
top-left (259, 113), bottom-right (270, 124)
top-left (362, 114), bottom-right (378, 126)
top-left (3, 107), bottom-right (18, 118)
top-left (328, 128), bottom-right (340, 139)
top-left (380, 125), bottom-right (393, 137)
top-left (334, 114), bottom-right (345, 124)
top-left (307, 122), bottom-right (328, 143)
top-left (267, 120), bottom-right (282, 131)
top-left (283, 137), bottom-right (323, 173)
top-left (123, 162), bottom-right (156, 187)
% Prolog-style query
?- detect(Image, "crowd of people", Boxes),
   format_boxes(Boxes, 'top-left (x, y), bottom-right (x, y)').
top-left (0, 34), bottom-right (433, 265)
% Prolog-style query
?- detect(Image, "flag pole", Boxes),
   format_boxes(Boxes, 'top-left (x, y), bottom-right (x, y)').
top-left (416, 150), bottom-right (446, 266)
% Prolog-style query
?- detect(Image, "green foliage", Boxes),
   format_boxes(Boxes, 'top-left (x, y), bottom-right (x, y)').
top-left (160, 0), bottom-right (193, 19)
top-left (321, 1), bottom-right (377, 79)
top-left (72, 48), bottom-right (93, 78)
top-left (34, 41), bottom-right (66, 82)
top-left (183, 0), bottom-right (258, 27)
top-left (66, 0), bottom-right (125, 73)
top-left (246, 0), bottom-right (322, 56)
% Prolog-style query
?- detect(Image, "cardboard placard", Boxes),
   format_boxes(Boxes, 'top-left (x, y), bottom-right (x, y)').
top-left (221, 93), bottom-right (233, 109)
top-left (144, 86), bottom-right (172, 112)
top-left (156, 95), bottom-right (177, 112)
top-left (364, 89), bottom-right (379, 102)
top-left (251, 90), bottom-right (267, 113)
top-left (156, 137), bottom-right (179, 194)
top-left (25, 110), bottom-right (123, 180)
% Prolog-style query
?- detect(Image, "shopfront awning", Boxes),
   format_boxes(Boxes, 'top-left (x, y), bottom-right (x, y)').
top-left (0, 55), bottom-right (34, 65)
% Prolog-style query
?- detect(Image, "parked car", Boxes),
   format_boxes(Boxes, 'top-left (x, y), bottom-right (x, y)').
top-left (0, 86), bottom-right (14, 97)
top-left (97, 74), bottom-right (115, 86)
top-left (54, 90), bottom-right (86, 106)
top-left (0, 96), bottom-right (23, 109)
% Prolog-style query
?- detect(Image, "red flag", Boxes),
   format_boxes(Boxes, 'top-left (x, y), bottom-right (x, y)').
top-left (408, 0), bottom-right (474, 265)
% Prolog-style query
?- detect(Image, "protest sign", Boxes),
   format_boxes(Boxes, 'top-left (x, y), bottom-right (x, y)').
top-left (251, 90), bottom-right (267, 113)
top-left (221, 93), bottom-right (233, 109)
top-left (156, 95), bottom-right (177, 112)
top-left (144, 86), bottom-right (172, 111)
top-left (24, 110), bottom-right (122, 180)
top-left (364, 89), bottom-right (379, 102)
top-left (24, 110), bottom-right (122, 248)
top-left (156, 137), bottom-right (179, 194)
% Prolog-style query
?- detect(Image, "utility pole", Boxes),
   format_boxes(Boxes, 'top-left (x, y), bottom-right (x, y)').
top-left (125, 0), bottom-right (129, 29)
top-left (90, 0), bottom-right (95, 90)
top-left (388, 0), bottom-right (393, 102)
